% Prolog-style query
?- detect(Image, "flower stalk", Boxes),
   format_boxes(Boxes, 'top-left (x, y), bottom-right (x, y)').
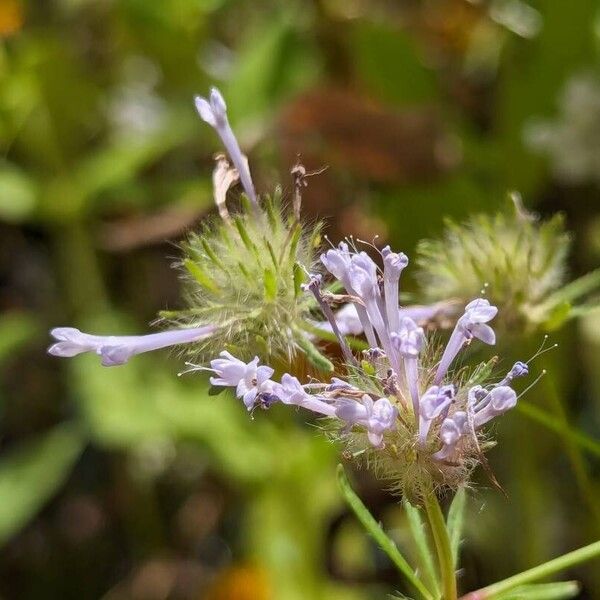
top-left (423, 491), bottom-right (458, 600)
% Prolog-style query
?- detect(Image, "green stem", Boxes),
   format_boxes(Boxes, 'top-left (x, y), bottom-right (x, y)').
top-left (336, 466), bottom-right (434, 600)
top-left (461, 540), bottom-right (600, 599)
top-left (423, 491), bottom-right (457, 600)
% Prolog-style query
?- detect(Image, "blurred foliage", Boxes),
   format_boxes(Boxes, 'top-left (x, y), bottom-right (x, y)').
top-left (0, 0), bottom-right (599, 599)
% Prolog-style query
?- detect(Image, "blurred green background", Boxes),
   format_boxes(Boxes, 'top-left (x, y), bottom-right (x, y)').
top-left (1, 0), bottom-right (600, 598)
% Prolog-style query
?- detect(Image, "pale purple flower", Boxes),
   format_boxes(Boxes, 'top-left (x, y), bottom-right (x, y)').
top-left (391, 317), bottom-right (425, 358)
top-left (48, 325), bottom-right (215, 367)
top-left (274, 373), bottom-right (307, 405)
top-left (194, 87), bottom-right (257, 206)
top-left (434, 298), bottom-right (497, 384)
top-left (336, 395), bottom-right (398, 447)
top-left (321, 244), bottom-right (378, 348)
top-left (418, 385), bottom-right (455, 445)
top-left (382, 245), bottom-right (408, 332)
top-left (460, 299), bottom-right (498, 344)
top-left (206, 353), bottom-right (337, 416)
top-left (497, 361), bottom-right (529, 386)
top-left (433, 411), bottom-right (468, 460)
top-left (209, 351), bottom-right (274, 410)
top-left (345, 253), bottom-right (396, 362)
top-left (390, 317), bottom-right (425, 416)
top-left (320, 243), bottom-right (352, 283)
top-left (473, 386), bottom-right (517, 428)
top-left (274, 373), bottom-right (336, 415)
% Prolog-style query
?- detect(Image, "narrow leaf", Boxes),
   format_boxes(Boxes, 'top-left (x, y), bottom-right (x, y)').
top-left (542, 267), bottom-right (600, 308)
top-left (234, 215), bottom-right (258, 255)
top-left (403, 499), bottom-right (440, 597)
top-left (263, 268), bottom-right (277, 301)
top-left (201, 238), bottom-right (227, 272)
top-left (295, 335), bottom-right (334, 373)
top-left (287, 223), bottom-right (302, 263)
top-left (183, 259), bottom-right (219, 294)
top-left (293, 262), bottom-right (305, 299)
top-left (447, 487), bottom-right (467, 569)
top-left (493, 581), bottom-right (580, 600)
top-left (337, 465), bottom-right (434, 600)
top-left (478, 540), bottom-right (600, 598)
top-left (264, 194), bottom-right (279, 231)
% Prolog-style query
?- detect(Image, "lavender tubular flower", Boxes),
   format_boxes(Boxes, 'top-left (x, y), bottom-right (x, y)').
top-left (335, 395), bottom-right (398, 446)
top-left (391, 317), bottom-right (425, 417)
top-left (209, 352), bottom-right (275, 410)
top-left (434, 298), bottom-right (497, 385)
top-left (194, 87), bottom-right (257, 206)
top-left (274, 374), bottom-right (336, 416)
top-left (473, 386), bottom-right (517, 428)
top-left (48, 326), bottom-right (215, 366)
top-left (433, 412), bottom-right (468, 461)
top-left (321, 245), bottom-right (378, 348)
top-left (497, 361), bottom-right (529, 386)
top-left (381, 245), bottom-right (408, 332)
top-left (418, 385), bottom-right (455, 445)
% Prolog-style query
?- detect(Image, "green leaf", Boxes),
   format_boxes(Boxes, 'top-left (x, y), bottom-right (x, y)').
top-left (295, 335), bottom-right (334, 373)
top-left (226, 13), bottom-right (319, 123)
top-left (542, 301), bottom-right (572, 331)
top-left (337, 465), bottom-right (434, 600)
top-left (403, 499), bottom-right (440, 597)
top-left (233, 215), bottom-right (258, 256)
top-left (263, 268), bottom-right (277, 301)
top-left (540, 267), bottom-right (600, 316)
top-left (493, 581), bottom-right (580, 600)
top-left (478, 540), bottom-right (600, 598)
top-left (447, 487), bottom-right (467, 570)
top-left (0, 423), bottom-right (84, 546)
top-left (293, 262), bottom-right (305, 299)
top-left (466, 358), bottom-right (498, 387)
top-left (183, 258), bottom-right (219, 294)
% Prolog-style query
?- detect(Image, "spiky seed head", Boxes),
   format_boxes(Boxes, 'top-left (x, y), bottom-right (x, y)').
top-left (415, 197), bottom-right (572, 333)
top-left (160, 192), bottom-right (328, 367)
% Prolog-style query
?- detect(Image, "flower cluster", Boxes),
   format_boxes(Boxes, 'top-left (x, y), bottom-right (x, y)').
top-left (47, 88), bottom-right (534, 498)
top-left (198, 242), bottom-right (529, 496)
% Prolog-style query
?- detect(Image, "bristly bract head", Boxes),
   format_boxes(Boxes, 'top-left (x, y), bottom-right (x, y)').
top-left (414, 194), bottom-right (593, 333)
top-left (160, 189), bottom-right (328, 367)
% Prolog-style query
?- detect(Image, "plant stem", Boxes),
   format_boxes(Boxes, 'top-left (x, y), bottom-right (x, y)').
top-left (336, 466), bottom-right (434, 600)
top-left (423, 491), bottom-right (457, 600)
top-left (461, 540), bottom-right (600, 599)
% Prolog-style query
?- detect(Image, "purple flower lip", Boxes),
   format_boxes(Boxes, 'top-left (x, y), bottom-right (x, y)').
top-left (48, 325), bottom-right (215, 366)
